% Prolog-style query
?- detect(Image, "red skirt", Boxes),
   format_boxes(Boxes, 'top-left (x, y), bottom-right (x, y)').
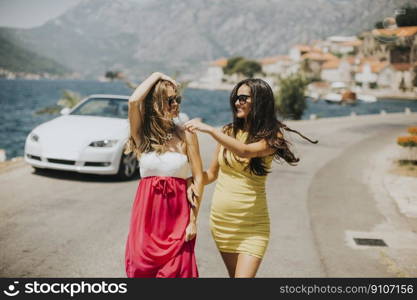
top-left (125, 176), bottom-right (198, 278)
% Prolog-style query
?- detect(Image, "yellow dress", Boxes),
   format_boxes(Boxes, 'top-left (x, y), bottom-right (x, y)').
top-left (210, 130), bottom-right (272, 259)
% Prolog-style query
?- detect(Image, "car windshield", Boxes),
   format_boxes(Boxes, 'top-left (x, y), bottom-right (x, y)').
top-left (70, 98), bottom-right (128, 118)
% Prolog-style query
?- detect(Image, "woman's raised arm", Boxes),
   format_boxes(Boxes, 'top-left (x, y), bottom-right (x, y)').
top-left (184, 119), bottom-right (275, 159)
top-left (128, 72), bottom-right (176, 146)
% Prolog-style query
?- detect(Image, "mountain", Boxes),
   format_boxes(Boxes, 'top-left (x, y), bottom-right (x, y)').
top-left (0, 28), bottom-right (69, 75)
top-left (1, 0), bottom-right (415, 79)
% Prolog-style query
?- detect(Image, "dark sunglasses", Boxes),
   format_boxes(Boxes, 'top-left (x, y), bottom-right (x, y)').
top-left (167, 95), bottom-right (182, 105)
top-left (235, 94), bottom-right (251, 105)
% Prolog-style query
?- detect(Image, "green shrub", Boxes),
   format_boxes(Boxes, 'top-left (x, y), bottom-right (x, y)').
top-left (275, 74), bottom-right (308, 120)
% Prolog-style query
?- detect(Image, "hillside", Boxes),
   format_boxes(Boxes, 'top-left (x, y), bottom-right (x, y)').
top-left (1, 0), bottom-right (415, 79)
top-left (0, 29), bottom-right (69, 75)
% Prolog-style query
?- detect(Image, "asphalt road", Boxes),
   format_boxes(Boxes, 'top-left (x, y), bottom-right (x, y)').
top-left (1, 113), bottom-right (416, 277)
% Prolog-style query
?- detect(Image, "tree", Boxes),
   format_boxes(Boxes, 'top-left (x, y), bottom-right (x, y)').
top-left (375, 21), bottom-right (384, 29)
top-left (301, 58), bottom-right (312, 73)
top-left (223, 56), bottom-right (245, 75)
top-left (396, 5), bottom-right (417, 27)
top-left (105, 70), bottom-right (123, 81)
top-left (374, 5), bottom-right (417, 29)
top-left (57, 90), bottom-right (81, 108)
top-left (104, 70), bottom-right (139, 90)
top-left (36, 90), bottom-right (81, 115)
top-left (223, 56), bottom-right (262, 78)
top-left (274, 74), bottom-right (308, 120)
top-left (233, 59), bottom-right (262, 78)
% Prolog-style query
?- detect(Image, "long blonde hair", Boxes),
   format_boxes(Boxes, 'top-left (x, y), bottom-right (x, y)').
top-left (125, 80), bottom-right (183, 158)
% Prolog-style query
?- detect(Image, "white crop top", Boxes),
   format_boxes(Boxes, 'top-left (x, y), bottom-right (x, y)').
top-left (139, 151), bottom-right (190, 179)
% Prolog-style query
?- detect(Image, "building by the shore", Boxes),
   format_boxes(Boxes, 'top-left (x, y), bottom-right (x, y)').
top-left (0, 68), bottom-right (81, 80)
top-left (188, 58), bottom-right (234, 90)
top-left (190, 23), bottom-right (417, 100)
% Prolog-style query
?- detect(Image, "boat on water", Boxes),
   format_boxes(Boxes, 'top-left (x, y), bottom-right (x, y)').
top-left (323, 90), bottom-right (357, 105)
top-left (357, 94), bottom-right (378, 103)
top-left (323, 92), bottom-right (342, 104)
top-left (322, 82), bottom-right (357, 105)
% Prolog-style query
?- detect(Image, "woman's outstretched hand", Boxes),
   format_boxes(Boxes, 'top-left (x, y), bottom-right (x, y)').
top-left (184, 119), bottom-right (213, 134)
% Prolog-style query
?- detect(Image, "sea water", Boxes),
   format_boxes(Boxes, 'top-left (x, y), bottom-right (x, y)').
top-left (1, 79), bottom-right (416, 159)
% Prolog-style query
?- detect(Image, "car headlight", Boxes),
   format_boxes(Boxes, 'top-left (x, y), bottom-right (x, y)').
top-left (89, 139), bottom-right (118, 148)
top-left (30, 132), bottom-right (39, 142)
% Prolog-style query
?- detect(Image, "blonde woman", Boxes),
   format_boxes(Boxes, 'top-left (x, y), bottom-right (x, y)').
top-left (124, 72), bottom-right (204, 278)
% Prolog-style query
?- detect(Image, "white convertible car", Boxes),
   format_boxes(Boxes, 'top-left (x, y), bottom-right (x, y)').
top-left (24, 94), bottom-right (139, 180)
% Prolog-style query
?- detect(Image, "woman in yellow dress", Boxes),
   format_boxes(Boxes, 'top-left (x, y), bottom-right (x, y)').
top-left (184, 79), bottom-right (317, 277)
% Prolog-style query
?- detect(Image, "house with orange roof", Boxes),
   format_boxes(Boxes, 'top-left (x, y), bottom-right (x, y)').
top-left (377, 62), bottom-right (415, 91)
top-left (201, 57), bottom-right (227, 84)
top-left (301, 52), bottom-right (338, 62)
top-left (300, 51), bottom-right (339, 78)
top-left (361, 26), bottom-right (417, 64)
top-left (289, 44), bottom-right (319, 61)
top-left (354, 59), bottom-right (390, 88)
top-left (320, 58), bottom-right (354, 83)
top-left (326, 36), bottom-right (363, 55)
top-left (210, 58), bottom-right (228, 68)
top-left (259, 55), bottom-right (293, 76)
top-left (287, 40), bottom-right (358, 81)
top-left (360, 31), bottom-right (390, 61)
top-left (188, 57), bottom-right (228, 90)
top-left (372, 26), bottom-right (417, 41)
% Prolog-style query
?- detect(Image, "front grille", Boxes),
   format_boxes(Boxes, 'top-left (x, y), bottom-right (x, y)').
top-left (84, 162), bottom-right (111, 167)
top-left (47, 158), bottom-right (76, 165)
top-left (27, 154), bottom-right (41, 161)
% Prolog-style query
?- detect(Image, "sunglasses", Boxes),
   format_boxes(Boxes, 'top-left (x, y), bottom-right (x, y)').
top-left (167, 95), bottom-right (182, 105)
top-left (235, 94), bottom-right (251, 105)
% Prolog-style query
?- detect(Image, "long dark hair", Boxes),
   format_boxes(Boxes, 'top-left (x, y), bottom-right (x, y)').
top-left (223, 78), bottom-right (318, 176)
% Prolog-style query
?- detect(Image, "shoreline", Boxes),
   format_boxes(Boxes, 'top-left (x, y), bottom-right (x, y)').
top-left (2, 111), bottom-right (416, 165)
top-left (377, 95), bottom-right (417, 101)
top-left (2, 78), bottom-right (416, 100)
top-left (188, 85), bottom-right (417, 100)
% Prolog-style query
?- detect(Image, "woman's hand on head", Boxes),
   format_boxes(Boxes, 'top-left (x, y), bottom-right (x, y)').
top-left (184, 119), bottom-right (213, 134)
top-left (151, 72), bottom-right (177, 87)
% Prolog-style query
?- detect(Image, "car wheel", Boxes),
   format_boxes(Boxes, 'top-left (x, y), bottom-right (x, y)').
top-left (117, 152), bottom-right (138, 180)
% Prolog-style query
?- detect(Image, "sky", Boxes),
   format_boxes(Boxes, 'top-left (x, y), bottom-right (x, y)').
top-left (0, 0), bottom-right (82, 28)
top-left (0, 0), bottom-right (145, 29)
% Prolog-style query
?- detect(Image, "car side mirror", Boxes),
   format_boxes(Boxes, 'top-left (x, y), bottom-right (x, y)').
top-left (60, 107), bottom-right (71, 115)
